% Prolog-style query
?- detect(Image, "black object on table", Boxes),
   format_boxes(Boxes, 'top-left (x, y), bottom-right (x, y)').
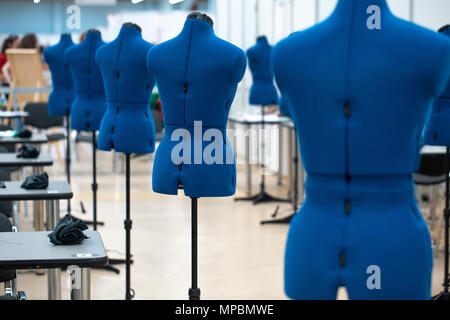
top-left (21, 172), bottom-right (49, 190)
top-left (48, 214), bottom-right (89, 245)
top-left (233, 107), bottom-right (291, 205)
top-left (16, 145), bottom-right (40, 158)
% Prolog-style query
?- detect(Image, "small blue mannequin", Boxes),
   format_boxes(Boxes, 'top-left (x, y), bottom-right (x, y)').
top-left (147, 14), bottom-right (246, 197)
top-left (424, 26), bottom-right (450, 146)
top-left (273, 0), bottom-right (450, 299)
top-left (96, 22), bottom-right (156, 154)
top-left (65, 29), bottom-right (106, 131)
top-left (43, 33), bottom-right (75, 116)
top-left (247, 36), bottom-right (278, 106)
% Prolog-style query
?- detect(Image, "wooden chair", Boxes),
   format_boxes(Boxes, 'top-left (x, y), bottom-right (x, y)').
top-left (5, 48), bottom-right (48, 111)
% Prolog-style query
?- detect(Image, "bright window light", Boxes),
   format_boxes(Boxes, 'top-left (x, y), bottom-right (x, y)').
top-left (33, 0), bottom-right (40, 3)
top-left (169, 0), bottom-right (184, 4)
top-left (131, 0), bottom-right (144, 3)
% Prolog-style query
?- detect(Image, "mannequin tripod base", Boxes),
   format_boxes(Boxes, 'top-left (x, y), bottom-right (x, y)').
top-left (235, 185), bottom-right (290, 205)
top-left (189, 288), bottom-right (201, 300)
top-left (433, 291), bottom-right (450, 300)
top-left (261, 213), bottom-right (295, 225)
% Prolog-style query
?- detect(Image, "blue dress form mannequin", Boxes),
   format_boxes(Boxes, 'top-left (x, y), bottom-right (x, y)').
top-left (65, 29), bottom-right (106, 132)
top-left (95, 23), bottom-right (156, 155)
top-left (147, 14), bottom-right (246, 197)
top-left (43, 33), bottom-right (75, 116)
top-left (247, 36), bottom-right (278, 106)
top-left (65, 29), bottom-right (107, 232)
top-left (95, 22), bottom-right (156, 300)
top-left (424, 26), bottom-right (450, 146)
top-left (273, 0), bottom-right (450, 300)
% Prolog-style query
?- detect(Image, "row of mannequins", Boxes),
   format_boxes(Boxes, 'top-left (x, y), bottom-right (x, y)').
top-left (43, 0), bottom-right (450, 300)
top-left (44, 13), bottom-right (246, 198)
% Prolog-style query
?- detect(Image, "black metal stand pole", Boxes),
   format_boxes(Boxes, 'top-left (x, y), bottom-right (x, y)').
top-left (189, 197), bottom-right (201, 300)
top-left (92, 131), bottom-right (98, 230)
top-left (235, 105), bottom-right (290, 205)
top-left (90, 131), bottom-right (124, 274)
top-left (124, 154), bottom-right (134, 300)
top-left (262, 130), bottom-right (301, 225)
top-left (433, 147), bottom-right (450, 300)
top-left (66, 112), bottom-right (71, 214)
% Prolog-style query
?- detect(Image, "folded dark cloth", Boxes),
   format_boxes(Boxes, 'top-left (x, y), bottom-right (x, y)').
top-left (16, 145), bottom-right (40, 159)
top-left (20, 172), bottom-right (48, 189)
top-left (48, 215), bottom-right (89, 245)
top-left (16, 129), bottom-right (32, 138)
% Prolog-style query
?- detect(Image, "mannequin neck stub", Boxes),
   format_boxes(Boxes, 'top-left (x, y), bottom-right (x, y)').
top-left (122, 22), bottom-right (142, 32)
top-left (85, 29), bottom-right (102, 42)
top-left (60, 33), bottom-right (73, 45)
top-left (334, 0), bottom-right (391, 18)
top-left (187, 12), bottom-right (214, 27)
top-left (257, 36), bottom-right (268, 44)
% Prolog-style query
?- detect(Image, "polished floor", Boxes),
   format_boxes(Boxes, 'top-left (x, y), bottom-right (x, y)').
top-left (5, 140), bottom-right (448, 300)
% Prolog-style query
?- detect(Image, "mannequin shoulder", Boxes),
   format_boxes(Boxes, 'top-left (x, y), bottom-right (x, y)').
top-left (214, 37), bottom-right (246, 62)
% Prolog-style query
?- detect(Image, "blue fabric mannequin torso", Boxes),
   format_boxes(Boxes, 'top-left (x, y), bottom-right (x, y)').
top-left (424, 27), bottom-right (450, 146)
top-left (95, 23), bottom-right (156, 154)
top-left (247, 36), bottom-right (278, 106)
top-left (65, 30), bottom-right (106, 132)
top-left (43, 34), bottom-right (75, 116)
top-left (147, 17), bottom-right (246, 197)
top-left (273, 0), bottom-right (450, 299)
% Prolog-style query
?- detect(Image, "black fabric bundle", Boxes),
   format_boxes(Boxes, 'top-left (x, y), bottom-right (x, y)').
top-left (16, 129), bottom-right (32, 138)
top-left (48, 214), bottom-right (89, 245)
top-left (20, 172), bottom-right (48, 189)
top-left (16, 145), bottom-right (40, 159)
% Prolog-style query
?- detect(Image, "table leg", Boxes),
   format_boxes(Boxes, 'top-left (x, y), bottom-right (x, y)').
top-left (246, 123), bottom-right (251, 196)
top-left (278, 125), bottom-right (283, 186)
top-left (45, 199), bottom-right (61, 300)
top-left (32, 166), bottom-right (45, 231)
top-left (70, 267), bottom-right (91, 300)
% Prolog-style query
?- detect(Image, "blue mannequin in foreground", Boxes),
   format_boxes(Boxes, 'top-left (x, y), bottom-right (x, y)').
top-left (273, 0), bottom-right (450, 299)
top-left (43, 33), bottom-right (75, 116)
top-left (247, 36), bottom-right (278, 106)
top-left (424, 25), bottom-right (450, 146)
top-left (147, 13), bottom-right (246, 197)
top-left (96, 22), bottom-right (156, 154)
top-left (65, 29), bottom-right (106, 131)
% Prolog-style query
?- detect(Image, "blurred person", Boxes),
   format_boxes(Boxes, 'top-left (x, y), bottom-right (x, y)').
top-left (0, 35), bottom-right (19, 86)
top-left (18, 33), bottom-right (38, 49)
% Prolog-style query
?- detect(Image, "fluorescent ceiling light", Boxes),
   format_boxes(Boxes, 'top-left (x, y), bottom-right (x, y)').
top-left (169, 0), bottom-right (184, 4)
top-left (131, 0), bottom-right (144, 3)
top-left (33, 0), bottom-right (40, 3)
